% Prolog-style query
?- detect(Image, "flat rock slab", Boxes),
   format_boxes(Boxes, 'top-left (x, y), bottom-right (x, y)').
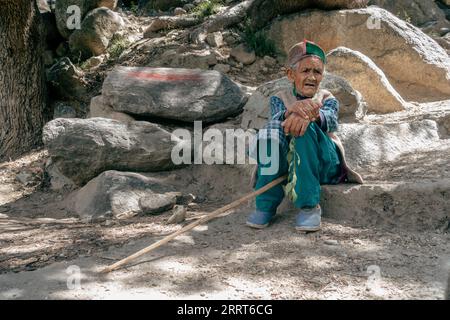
top-left (337, 119), bottom-right (440, 169)
top-left (43, 118), bottom-right (181, 188)
top-left (101, 67), bottom-right (247, 123)
top-left (320, 179), bottom-right (450, 231)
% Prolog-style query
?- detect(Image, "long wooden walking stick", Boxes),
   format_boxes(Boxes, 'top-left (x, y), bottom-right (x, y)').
top-left (100, 174), bottom-right (288, 273)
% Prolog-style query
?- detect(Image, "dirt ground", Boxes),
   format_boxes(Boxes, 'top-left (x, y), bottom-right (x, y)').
top-left (0, 149), bottom-right (449, 300)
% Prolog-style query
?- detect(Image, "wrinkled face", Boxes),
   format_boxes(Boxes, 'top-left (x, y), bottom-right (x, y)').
top-left (287, 56), bottom-right (324, 98)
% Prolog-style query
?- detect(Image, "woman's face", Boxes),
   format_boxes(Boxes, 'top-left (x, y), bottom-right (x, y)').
top-left (287, 56), bottom-right (324, 98)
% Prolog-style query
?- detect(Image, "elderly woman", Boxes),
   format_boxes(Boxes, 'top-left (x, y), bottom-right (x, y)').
top-left (247, 40), bottom-right (362, 232)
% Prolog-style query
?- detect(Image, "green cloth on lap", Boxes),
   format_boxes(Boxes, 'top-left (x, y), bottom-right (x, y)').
top-left (255, 122), bottom-right (341, 212)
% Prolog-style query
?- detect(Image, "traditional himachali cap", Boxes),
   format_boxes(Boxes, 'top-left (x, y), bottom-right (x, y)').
top-left (287, 40), bottom-right (327, 67)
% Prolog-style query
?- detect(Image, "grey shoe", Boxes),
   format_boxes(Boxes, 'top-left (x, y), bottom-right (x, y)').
top-left (246, 210), bottom-right (276, 229)
top-left (295, 205), bottom-right (321, 232)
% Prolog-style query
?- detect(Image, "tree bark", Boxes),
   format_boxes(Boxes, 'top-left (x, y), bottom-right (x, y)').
top-left (190, 0), bottom-right (255, 44)
top-left (0, 0), bottom-right (46, 161)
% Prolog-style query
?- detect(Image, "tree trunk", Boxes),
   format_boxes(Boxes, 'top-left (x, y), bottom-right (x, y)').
top-left (0, 0), bottom-right (46, 161)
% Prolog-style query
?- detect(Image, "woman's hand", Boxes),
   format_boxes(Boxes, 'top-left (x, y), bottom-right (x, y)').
top-left (282, 113), bottom-right (310, 137)
top-left (285, 99), bottom-right (321, 121)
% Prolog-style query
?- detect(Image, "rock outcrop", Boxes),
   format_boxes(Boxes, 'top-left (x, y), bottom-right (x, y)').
top-left (266, 7), bottom-right (450, 102)
top-left (327, 47), bottom-right (406, 113)
top-left (69, 7), bottom-right (124, 60)
top-left (55, 0), bottom-right (118, 39)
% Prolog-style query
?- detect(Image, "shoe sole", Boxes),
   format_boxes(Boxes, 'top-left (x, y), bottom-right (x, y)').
top-left (295, 225), bottom-right (321, 232)
top-left (246, 221), bottom-right (269, 229)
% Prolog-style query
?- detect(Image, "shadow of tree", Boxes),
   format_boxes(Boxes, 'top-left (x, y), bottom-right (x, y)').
top-left (1, 207), bottom-right (442, 299)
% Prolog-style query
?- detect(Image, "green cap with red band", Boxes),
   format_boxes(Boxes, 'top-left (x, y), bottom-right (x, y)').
top-left (287, 40), bottom-right (326, 67)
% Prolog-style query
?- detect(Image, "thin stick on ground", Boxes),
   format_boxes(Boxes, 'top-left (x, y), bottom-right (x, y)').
top-left (100, 174), bottom-right (287, 273)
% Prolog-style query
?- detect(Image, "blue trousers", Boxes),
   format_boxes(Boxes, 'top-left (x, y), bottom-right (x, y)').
top-left (254, 122), bottom-right (341, 212)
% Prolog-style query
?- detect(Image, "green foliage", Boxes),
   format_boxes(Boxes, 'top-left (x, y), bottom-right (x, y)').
top-left (398, 10), bottom-right (412, 24)
top-left (242, 19), bottom-right (277, 57)
top-left (130, 1), bottom-right (139, 15)
top-left (107, 36), bottom-right (130, 60)
top-left (193, 0), bottom-right (223, 19)
top-left (79, 59), bottom-right (91, 71)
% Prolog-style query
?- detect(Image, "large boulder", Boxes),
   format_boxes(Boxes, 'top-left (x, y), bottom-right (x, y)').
top-left (55, 0), bottom-right (118, 39)
top-left (319, 73), bottom-right (367, 120)
top-left (266, 7), bottom-right (450, 102)
top-left (327, 47), bottom-right (406, 114)
top-left (43, 118), bottom-right (181, 188)
top-left (55, 0), bottom-right (91, 39)
top-left (248, 0), bottom-right (368, 29)
top-left (368, 0), bottom-right (449, 29)
top-left (241, 74), bottom-right (366, 130)
top-left (69, 7), bottom-right (124, 60)
top-left (67, 170), bottom-right (181, 221)
top-left (101, 67), bottom-right (247, 123)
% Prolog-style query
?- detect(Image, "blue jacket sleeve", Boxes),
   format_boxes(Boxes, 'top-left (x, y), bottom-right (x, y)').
top-left (269, 96), bottom-right (287, 121)
top-left (318, 97), bottom-right (339, 133)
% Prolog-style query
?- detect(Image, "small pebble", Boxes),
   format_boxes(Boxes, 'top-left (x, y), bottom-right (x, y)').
top-left (167, 205), bottom-right (186, 224)
top-left (324, 239), bottom-right (339, 246)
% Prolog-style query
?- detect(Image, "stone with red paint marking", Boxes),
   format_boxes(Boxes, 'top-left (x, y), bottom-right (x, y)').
top-left (101, 67), bottom-right (247, 122)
